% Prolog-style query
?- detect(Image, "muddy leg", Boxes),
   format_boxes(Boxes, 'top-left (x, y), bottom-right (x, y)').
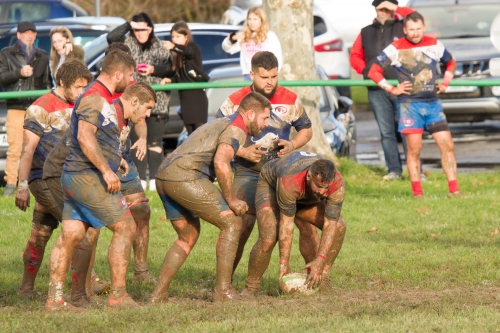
top-left (232, 213), bottom-right (256, 276)
top-left (71, 227), bottom-right (100, 306)
top-left (149, 218), bottom-right (200, 303)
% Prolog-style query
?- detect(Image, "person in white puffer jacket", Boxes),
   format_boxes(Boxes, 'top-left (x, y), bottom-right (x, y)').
top-left (222, 6), bottom-right (283, 80)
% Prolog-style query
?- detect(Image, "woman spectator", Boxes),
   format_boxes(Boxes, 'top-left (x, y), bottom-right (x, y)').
top-left (161, 21), bottom-right (208, 136)
top-left (49, 26), bottom-right (84, 76)
top-left (107, 12), bottom-right (171, 191)
top-left (222, 6), bottom-right (282, 80)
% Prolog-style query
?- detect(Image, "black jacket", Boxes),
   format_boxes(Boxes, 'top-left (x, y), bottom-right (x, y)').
top-left (361, 19), bottom-right (405, 90)
top-left (167, 42), bottom-right (209, 83)
top-left (0, 42), bottom-right (51, 110)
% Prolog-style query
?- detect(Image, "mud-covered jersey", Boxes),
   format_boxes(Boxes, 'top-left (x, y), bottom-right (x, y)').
top-left (370, 36), bottom-right (455, 102)
top-left (216, 85), bottom-right (311, 174)
top-left (23, 91), bottom-right (73, 182)
top-left (260, 151), bottom-right (345, 220)
top-left (156, 113), bottom-right (248, 182)
top-left (63, 80), bottom-right (125, 175)
top-left (112, 98), bottom-right (132, 164)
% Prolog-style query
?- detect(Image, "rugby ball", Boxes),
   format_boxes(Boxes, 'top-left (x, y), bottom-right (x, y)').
top-left (279, 273), bottom-right (318, 295)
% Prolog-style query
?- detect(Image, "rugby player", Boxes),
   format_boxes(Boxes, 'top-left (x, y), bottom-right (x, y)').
top-left (216, 51), bottom-right (313, 276)
top-left (14, 60), bottom-right (93, 299)
top-left (368, 11), bottom-right (461, 198)
top-left (242, 152), bottom-right (346, 295)
top-left (46, 51), bottom-right (155, 311)
top-left (149, 92), bottom-right (271, 303)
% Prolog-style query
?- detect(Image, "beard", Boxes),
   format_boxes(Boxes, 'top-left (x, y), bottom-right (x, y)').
top-left (63, 87), bottom-right (77, 104)
top-left (249, 119), bottom-right (262, 137)
top-left (254, 84), bottom-right (277, 99)
top-left (115, 77), bottom-right (129, 94)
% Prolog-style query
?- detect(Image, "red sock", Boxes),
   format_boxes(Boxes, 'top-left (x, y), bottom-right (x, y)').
top-left (448, 180), bottom-right (459, 193)
top-left (412, 181), bottom-right (423, 196)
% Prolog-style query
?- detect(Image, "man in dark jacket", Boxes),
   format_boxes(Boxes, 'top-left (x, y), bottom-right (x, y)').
top-left (0, 21), bottom-right (51, 197)
top-left (350, 1), bottom-right (415, 181)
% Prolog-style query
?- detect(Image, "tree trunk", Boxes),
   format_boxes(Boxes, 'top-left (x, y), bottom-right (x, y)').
top-left (263, 0), bottom-right (338, 163)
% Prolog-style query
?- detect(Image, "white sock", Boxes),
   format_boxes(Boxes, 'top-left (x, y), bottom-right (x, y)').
top-left (149, 179), bottom-right (156, 191)
top-left (141, 180), bottom-right (147, 190)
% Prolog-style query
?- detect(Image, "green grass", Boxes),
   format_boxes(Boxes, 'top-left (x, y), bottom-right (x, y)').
top-left (1, 159), bottom-right (500, 332)
top-left (351, 86), bottom-right (369, 105)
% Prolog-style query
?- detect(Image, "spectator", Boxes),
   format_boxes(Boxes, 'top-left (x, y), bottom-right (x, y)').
top-left (107, 12), bottom-right (171, 191)
top-left (222, 6), bottom-right (282, 80)
top-left (161, 21), bottom-right (208, 135)
top-left (350, 0), bottom-right (421, 181)
top-left (0, 21), bottom-right (51, 197)
top-left (49, 26), bottom-right (84, 76)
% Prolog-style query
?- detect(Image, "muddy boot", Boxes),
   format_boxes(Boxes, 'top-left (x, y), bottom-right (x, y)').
top-left (240, 278), bottom-right (260, 298)
top-left (45, 299), bottom-right (84, 312)
top-left (147, 294), bottom-right (168, 304)
top-left (133, 271), bottom-right (158, 285)
top-left (212, 286), bottom-right (239, 302)
top-left (319, 274), bottom-right (335, 293)
top-left (70, 295), bottom-right (103, 309)
top-left (91, 276), bottom-right (111, 295)
top-left (107, 287), bottom-right (138, 309)
top-left (17, 289), bottom-right (41, 299)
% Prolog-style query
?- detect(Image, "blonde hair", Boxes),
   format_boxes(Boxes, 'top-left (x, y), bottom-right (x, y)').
top-left (49, 26), bottom-right (74, 75)
top-left (242, 7), bottom-right (269, 44)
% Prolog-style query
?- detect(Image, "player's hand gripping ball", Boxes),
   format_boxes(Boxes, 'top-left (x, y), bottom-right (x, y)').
top-left (279, 273), bottom-right (319, 295)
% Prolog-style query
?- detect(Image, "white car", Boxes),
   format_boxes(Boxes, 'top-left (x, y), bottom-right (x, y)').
top-left (220, 0), bottom-right (351, 95)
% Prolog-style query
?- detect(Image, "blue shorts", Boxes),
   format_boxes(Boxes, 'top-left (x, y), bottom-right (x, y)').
top-left (118, 163), bottom-right (144, 197)
top-left (157, 178), bottom-right (230, 222)
top-left (61, 171), bottom-right (132, 229)
top-left (398, 100), bottom-right (449, 134)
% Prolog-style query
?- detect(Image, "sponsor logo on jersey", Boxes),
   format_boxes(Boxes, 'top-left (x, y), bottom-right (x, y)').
top-left (274, 106), bottom-right (288, 114)
top-left (401, 118), bottom-right (415, 127)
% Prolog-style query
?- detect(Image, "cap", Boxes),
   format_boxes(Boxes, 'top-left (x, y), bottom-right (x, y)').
top-left (17, 21), bottom-right (36, 33)
top-left (372, 0), bottom-right (398, 7)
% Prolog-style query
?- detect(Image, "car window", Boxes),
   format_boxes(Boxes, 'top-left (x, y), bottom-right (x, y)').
top-left (317, 86), bottom-right (330, 113)
top-left (314, 16), bottom-right (327, 37)
top-left (8, 2), bottom-right (51, 23)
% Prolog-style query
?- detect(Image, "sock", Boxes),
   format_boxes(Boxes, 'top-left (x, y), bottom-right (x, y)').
top-left (412, 181), bottom-right (423, 196)
top-left (448, 180), bottom-right (459, 193)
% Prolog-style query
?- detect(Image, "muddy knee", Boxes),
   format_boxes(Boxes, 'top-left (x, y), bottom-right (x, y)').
top-left (29, 210), bottom-right (57, 244)
top-left (130, 203), bottom-right (151, 227)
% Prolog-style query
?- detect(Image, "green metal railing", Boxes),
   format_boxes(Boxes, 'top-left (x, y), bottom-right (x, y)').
top-left (0, 79), bottom-right (499, 99)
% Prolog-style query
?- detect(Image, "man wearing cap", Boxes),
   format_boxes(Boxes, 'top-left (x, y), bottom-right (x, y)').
top-left (0, 21), bottom-right (51, 197)
top-left (350, 1), bottom-right (416, 181)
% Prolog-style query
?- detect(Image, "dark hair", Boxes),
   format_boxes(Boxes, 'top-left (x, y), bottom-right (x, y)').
top-left (403, 11), bottom-right (425, 27)
top-left (55, 59), bottom-right (93, 88)
top-left (310, 159), bottom-right (336, 183)
top-left (102, 49), bottom-right (136, 75)
top-left (251, 51), bottom-right (279, 72)
top-left (122, 82), bottom-right (157, 104)
top-left (171, 21), bottom-right (192, 71)
top-left (238, 91), bottom-right (272, 113)
top-left (131, 12), bottom-right (156, 49)
top-left (105, 42), bottom-right (131, 56)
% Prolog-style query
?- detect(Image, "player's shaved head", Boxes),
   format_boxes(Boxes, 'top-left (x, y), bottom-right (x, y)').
top-left (101, 49), bottom-right (136, 75)
top-left (310, 159), bottom-right (336, 183)
top-left (237, 91), bottom-right (272, 114)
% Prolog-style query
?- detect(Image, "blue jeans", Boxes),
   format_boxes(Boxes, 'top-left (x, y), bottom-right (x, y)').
top-left (368, 89), bottom-right (406, 175)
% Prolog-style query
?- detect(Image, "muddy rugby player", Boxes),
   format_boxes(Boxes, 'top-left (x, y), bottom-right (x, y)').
top-left (14, 60), bottom-right (93, 299)
top-left (241, 152), bottom-right (346, 295)
top-left (216, 51), bottom-right (314, 277)
top-left (46, 50), bottom-right (156, 311)
top-left (368, 11), bottom-right (462, 198)
top-left (150, 92), bottom-right (271, 303)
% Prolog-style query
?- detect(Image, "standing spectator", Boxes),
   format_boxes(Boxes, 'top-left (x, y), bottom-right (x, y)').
top-left (107, 12), bottom-right (171, 191)
top-left (350, 0), bottom-right (417, 181)
top-left (49, 26), bottom-right (84, 77)
top-left (222, 7), bottom-right (282, 80)
top-left (161, 21), bottom-right (208, 135)
top-left (0, 21), bottom-right (51, 197)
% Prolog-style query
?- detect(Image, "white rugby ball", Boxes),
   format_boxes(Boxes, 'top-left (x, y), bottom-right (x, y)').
top-left (279, 272), bottom-right (318, 295)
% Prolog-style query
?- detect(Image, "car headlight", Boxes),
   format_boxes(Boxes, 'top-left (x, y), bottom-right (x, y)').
top-left (324, 130), bottom-right (335, 145)
top-left (492, 86), bottom-right (500, 96)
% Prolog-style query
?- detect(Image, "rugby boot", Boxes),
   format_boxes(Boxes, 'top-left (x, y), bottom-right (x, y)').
top-left (239, 279), bottom-right (260, 299)
top-left (448, 191), bottom-right (467, 199)
top-left (414, 194), bottom-right (424, 200)
top-left (212, 286), bottom-right (239, 302)
top-left (147, 294), bottom-right (168, 304)
top-left (70, 295), bottom-right (105, 309)
top-left (319, 274), bottom-right (335, 293)
top-left (17, 289), bottom-right (41, 299)
top-left (91, 276), bottom-right (111, 295)
top-left (133, 271), bottom-right (158, 285)
top-left (107, 294), bottom-right (139, 309)
top-left (45, 299), bottom-right (84, 312)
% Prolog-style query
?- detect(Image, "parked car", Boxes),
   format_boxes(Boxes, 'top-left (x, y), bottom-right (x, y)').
top-left (219, 0), bottom-right (351, 96)
top-left (408, 0), bottom-right (500, 122)
top-left (83, 23), bottom-right (241, 147)
top-left (0, 0), bottom-right (87, 24)
top-left (177, 65), bottom-right (357, 159)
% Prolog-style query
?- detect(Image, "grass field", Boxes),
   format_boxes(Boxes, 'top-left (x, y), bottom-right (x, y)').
top-left (1, 159), bottom-right (500, 332)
